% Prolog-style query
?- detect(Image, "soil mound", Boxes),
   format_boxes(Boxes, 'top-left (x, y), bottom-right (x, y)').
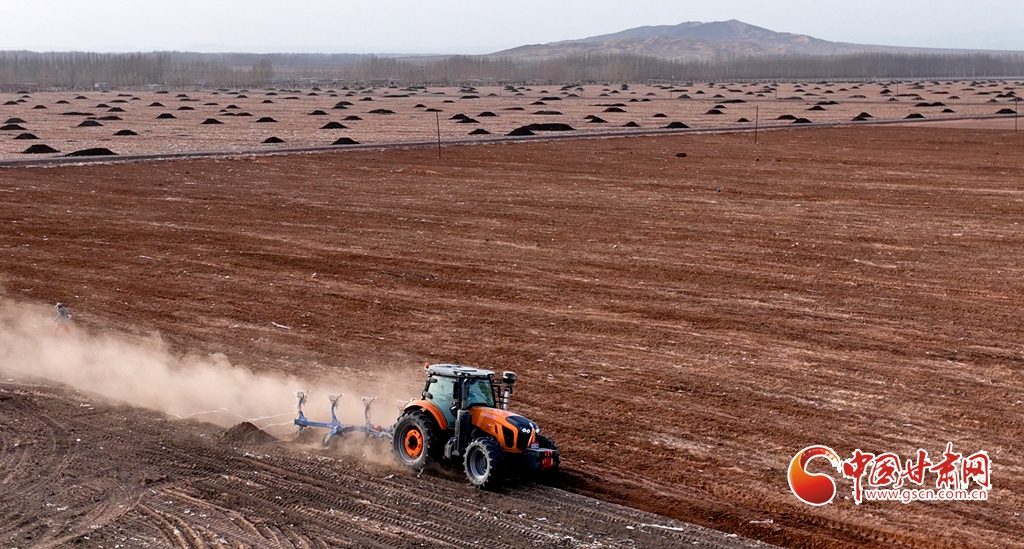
top-left (332, 137), bottom-right (359, 145)
top-left (705, 109), bottom-right (724, 115)
top-left (77, 120), bottom-right (103, 127)
top-left (65, 148), bottom-right (116, 157)
top-left (156, 113), bottom-right (176, 119)
top-left (308, 110), bottom-right (327, 115)
top-left (321, 122), bottom-right (348, 129)
top-left (469, 128), bottom-right (490, 135)
top-left (177, 106), bottom-right (195, 111)
top-left (97, 116), bottom-right (121, 121)
top-left (603, 107), bottom-right (626, 113)
top-left (22, 144), bottom-right (59, 154)
top-left (343, 115), bottom-right (362, 121)
top-left (905, 113), bottom-right (925, 119)
top-left (514, 123), bottom-right (575, 132)
top-left (587, 116), bottom-right (607, 123)
top-left (665, 121), bottom-right (689, 129)
top-left (1, 124), bottom-right (27, 131)
top-left (533, 111), bottom-right (563, 115)
top-left (32, 105), bottom-right (47, 109)
top-left (807, 105), bottom-right (826, 111)
top-left (450, 114), bottom-right (469, 120)
top-left (777, 114), bottom-right (797, 120)
top-left (262, 136), bottom-right (285, 144)
top-left (367, 109), bottom-right (395, 115)
top-left (622, 121), bottom-right (640, 127)
top-left (107, 107), bottom-right (125, 112)
top-left (114, 129), bottom-right (138, 136)
top-left (201, 118), bottom-right (223, 125)
top-left (255, 117), bottom-right (277, 123)
top-left (5, 117), bottom-right (26, 124)
top-left (507, 128), bottom-right (535, 136)
top-left (13, 133), bottom-right (38, 140)
top-left (792, 118), bottom-right (812, 124)
top-left (736, 118), bottom-right (750, 123)
top-left (456, 117), bottom-right (479, 124)
top-left (996, 108), bottom-right (1016, 114)
top-left (148, 102), bottom-right (164, 107)
top-left (652, 113), bottom-right (667, 118)
top-left (221, 422), bottom-right (277, 445)
top-left (478, 111), bottom-right (498, 117)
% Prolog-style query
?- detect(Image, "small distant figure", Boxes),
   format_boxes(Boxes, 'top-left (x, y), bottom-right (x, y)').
top-left (54, 302), bottom-right (71, 334)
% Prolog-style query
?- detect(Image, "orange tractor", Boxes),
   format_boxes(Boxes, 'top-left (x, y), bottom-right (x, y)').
top-left (393, 364), bottom-right (560, 489)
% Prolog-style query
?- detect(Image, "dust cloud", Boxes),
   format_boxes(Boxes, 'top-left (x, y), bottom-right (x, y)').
top-left (0, 299), bottom-right (417, 441)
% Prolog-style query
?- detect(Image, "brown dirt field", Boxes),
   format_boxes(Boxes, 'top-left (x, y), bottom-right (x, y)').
top-left (2, 80), bottom-right (1020, 159)
top-left (2, 124), bottom-right (1024, 548)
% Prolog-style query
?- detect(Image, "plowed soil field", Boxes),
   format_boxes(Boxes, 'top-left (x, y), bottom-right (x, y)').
top-left (2, 124), bottom-right (1023, 548)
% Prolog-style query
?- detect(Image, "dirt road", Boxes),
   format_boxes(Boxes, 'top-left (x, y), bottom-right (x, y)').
top-left (1, 125), bottom-right (1022, 548)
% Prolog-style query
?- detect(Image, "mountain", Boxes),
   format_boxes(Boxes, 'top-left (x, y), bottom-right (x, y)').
top-left (490, 20), bottom-right (995, 61)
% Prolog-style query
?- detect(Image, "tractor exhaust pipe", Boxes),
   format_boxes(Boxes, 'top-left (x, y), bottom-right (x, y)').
top-left (500, 371), bottom-right (516, 410)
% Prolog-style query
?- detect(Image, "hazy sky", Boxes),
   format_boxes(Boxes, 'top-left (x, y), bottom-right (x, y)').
top-left (2, 0), bottom-right (1022, 54)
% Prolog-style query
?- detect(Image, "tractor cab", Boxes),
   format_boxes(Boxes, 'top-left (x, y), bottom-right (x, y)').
top-left (421, 364), bottom-right (508, 426)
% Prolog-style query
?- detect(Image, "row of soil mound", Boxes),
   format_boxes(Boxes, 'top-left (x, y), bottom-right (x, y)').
top-left (18, 137), bottom-right (359, 155)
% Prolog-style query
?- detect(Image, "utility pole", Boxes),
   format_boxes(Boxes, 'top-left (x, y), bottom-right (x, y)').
top-left (754, 104), bottom-right (759, 144)
top-left (435, 111), bottom-right (442, 158)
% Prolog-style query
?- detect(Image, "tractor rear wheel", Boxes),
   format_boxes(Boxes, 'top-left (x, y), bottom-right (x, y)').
top-left (463, 437), bottom-right (505, 490)
top-left (393, 411), bottom-right (439, 471)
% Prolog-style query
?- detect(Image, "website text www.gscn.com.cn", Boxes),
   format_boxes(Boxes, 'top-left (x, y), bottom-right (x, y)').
top-left (862, 487), bottom-right (989, 504)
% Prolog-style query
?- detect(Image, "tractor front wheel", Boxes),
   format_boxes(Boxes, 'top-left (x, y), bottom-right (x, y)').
top-left (463, 437), bottom-right (505, 490)
top-left (393, 411), bottom-right (439, 471)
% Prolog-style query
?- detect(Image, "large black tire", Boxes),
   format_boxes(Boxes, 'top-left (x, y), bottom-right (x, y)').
top-left (393, 411), bottom-right (440, 471)
top-left (463, 437), bottom-right (505, 490)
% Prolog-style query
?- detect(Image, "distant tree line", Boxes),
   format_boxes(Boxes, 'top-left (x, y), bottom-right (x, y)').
top-left (2, 50), bottom-right (1023, 90)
